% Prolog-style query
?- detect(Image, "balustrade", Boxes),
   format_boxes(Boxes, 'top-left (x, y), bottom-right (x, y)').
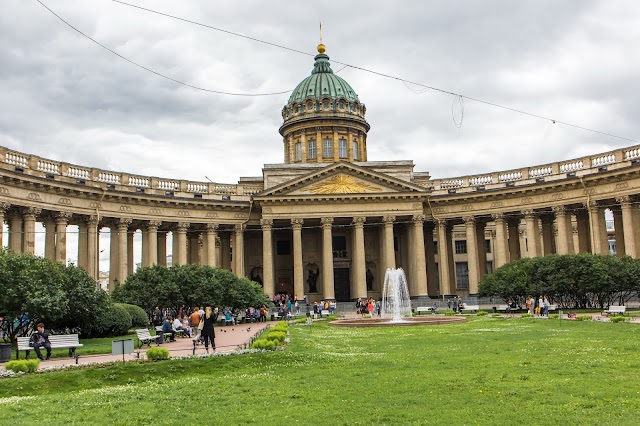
top-left (559, 160), bottom-right (584, 173)
top-left (37, 160), bottom-right (60, 174)
top-left (591, 154), bottom-right (615, 167)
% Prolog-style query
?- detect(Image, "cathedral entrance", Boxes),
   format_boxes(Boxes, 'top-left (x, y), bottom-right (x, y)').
top-left (333, 268), bottom-right (351, 302)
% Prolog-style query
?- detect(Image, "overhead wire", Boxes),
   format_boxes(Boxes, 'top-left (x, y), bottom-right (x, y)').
top-left (34, 0), bottom-right (638, 143)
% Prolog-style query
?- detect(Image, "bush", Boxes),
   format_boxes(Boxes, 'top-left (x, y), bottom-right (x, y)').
top-left (251, 339), bottom-right (276, 351)
top-left (265, 331), bottom-right (286, 343)
top-left (86, 304), bottom-right (132, 338)
top-left (610, 316), bottom-right (629, 323)
top-left (490, 313), bottom-right (502, 317)
top-left (146, 347), bottom-right (170, 361)
top-left (476, 311), bottom-right (488, 316)
top-left (116, 303), bottom-right (149, 328)
top-left (5, 359), bottom-right (39, 373)
top-left (272, 323), bottom-right (288, 332)
top-left (521, 313), bottom-right (533, 318)
top-left (549, 314), bottom-right (559, 319)
top-left (576, 315), bottom-right (592, 321)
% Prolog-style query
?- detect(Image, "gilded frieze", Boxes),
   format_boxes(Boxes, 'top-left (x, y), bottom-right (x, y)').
top-left (305, 174), bottom-right (383, 194)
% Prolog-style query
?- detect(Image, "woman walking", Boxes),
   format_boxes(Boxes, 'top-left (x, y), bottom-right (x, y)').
top-left (202, 306), bottom-right (217, 353)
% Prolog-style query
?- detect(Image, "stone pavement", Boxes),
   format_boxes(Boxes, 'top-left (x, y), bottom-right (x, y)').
top-left (1, 321), bottom-right (271, 370)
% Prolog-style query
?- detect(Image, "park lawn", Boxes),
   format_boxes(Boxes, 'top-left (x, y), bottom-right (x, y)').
top-left (1, 317), bottom-right (639, 425)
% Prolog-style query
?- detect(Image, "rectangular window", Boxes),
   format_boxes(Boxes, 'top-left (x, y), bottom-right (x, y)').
top-left (455, 262), bottom-right (469, 290)
top-left (307, 140), bottom-right (317, 159)
top-left (352, 140), bottom-right (359, 160)
top-left (339, 139), bottom-right (347, 158)
top-left (454, 240), bottom-right (467, 254)
top-left (323, 138), bottom-right (333, 158)
top-left (484, 239), bottom-right (491, 253)
top-left (295, 142), bottom-right (302, 161)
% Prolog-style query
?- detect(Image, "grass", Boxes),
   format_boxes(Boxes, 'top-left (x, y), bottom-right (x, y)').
top-left (1, 317), bottom-right (640, 424)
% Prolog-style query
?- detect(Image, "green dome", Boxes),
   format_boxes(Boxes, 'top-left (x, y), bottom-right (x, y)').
top-left (287, 52), bottom-right (360, 105)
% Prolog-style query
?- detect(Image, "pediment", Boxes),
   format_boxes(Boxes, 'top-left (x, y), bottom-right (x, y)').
top-left (255, 162), bottom-right (427, 198)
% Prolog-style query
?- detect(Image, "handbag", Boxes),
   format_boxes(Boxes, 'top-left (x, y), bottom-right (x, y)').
top-left (198, 320), bottom-right (204, 331)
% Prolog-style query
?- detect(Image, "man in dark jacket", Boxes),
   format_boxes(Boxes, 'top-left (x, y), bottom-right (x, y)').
top-left (162, 317), bottom-right (176, 342)
top-left (29, 323), bottom-right (51, 360)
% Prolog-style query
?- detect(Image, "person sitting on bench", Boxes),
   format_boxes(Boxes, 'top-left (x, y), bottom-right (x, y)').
top-left (30, 323), bottom-right (52, 360)
top-left (162, 317), bottom-right (176, 342)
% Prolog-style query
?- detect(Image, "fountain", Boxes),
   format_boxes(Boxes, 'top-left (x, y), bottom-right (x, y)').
top-left (381, 268), bottom-right (413, 322)
top-left (330, 268), bottom-right (465, 327)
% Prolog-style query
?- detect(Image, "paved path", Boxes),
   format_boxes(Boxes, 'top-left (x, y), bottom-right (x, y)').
top-left (1, 322), bottom-right (271, 370)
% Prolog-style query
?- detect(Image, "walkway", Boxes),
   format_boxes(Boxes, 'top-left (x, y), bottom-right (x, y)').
top-left (1, 322), bottom-right (271, 370)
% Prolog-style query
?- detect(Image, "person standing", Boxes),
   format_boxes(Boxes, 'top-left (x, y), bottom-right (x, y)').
top-left (29, 323), bottom-right (51, 361)
top-left (201, 306), bottom-right (217, 353)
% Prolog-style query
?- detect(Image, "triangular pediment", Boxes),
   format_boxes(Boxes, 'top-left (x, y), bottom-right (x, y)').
top-left (255, 162), bottom-right (427, 199)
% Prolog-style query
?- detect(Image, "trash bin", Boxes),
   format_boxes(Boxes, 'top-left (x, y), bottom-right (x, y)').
top-left (270, 314), bottom-right (275, 322)
top-left (492, 307), bottom-right (497, 313)
top-left (156, 330), bottom-right (164, 344)
top-left (558, 310), bottom-right (563, 319)
top-left (0, 343), bottom-right (12, 363)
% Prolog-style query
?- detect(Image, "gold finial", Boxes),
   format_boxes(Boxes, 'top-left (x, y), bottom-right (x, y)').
top-left (317, 22), bottom-right (326, 54)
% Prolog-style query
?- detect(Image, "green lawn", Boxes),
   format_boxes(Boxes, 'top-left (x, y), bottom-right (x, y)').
top-left (1, 317), bottom-right (639, 425)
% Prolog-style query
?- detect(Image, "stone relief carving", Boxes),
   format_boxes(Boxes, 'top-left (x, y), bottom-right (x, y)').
top-left (58, 197), bottom-right (72, 205)
top-left (119, 205), bottom-right (132, 213)
top-left (27, 193), bottom-right (42, 201)
top-left (205, 211), bottom-right (219, 218)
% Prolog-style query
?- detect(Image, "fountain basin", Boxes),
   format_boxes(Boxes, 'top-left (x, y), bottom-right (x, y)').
top-left (330, 316), bottom-right (466, 327)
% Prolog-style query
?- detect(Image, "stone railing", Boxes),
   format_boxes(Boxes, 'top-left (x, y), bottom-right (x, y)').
top-left (0, 146), bottom-right (260, 199)
top-left (428, 144), bottom-right (640, 194)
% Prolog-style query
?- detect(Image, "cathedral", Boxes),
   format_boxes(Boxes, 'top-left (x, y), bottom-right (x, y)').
top-left (2, 43), bottom-right (640, 303)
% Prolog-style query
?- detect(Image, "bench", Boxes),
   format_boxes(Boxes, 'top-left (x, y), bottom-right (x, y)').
top-left (136, 329), bottom-right (161, 348)
top-left (603, 306), bottom-right (626, 316)
top-left (16, 334), bottom-right (84, 360)
top-left (154, 326), bottom-right (184, 341)
top-left (460, 304), bottom-right (480, 313)
top-left (415, 306), bottom-right (438, 315)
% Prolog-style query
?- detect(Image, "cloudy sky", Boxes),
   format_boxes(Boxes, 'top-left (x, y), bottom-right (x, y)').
top-left (1, 0), bottom-right (638, 269)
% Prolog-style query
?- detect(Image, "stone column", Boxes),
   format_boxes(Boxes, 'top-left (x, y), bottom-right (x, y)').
top-left (507, 217), bottom-right (521, 260)
top-left (43, 217), bottom-right (56, 260)
top-left (575, 210), bottom-right (591, 253)
top-left (21, 207), bottom-right (41, 255)
top-left (55, 212), bottom-right (72, 264)
top-left (157, 231), bottom-right (167, 266)
top-left (588, 201), bottom-right (609, 255)
top-left (86, 216), bottom-right (98, 280)
top-left (437, 219), bottom-right (454, 295)
top-left (146, 221), bottom-right (161, 266)
top-left (553, 206), bottom-right (574, 255)
top-left (321, 217), bottom-right (335, 300)
top-left (352, 216), bottom-right (367, 299)
top-left (7, 211), bottom-right (22, 252)
top-left (492, 213), bottom-right (509, 268)
top-left (383, 215), bottom-right (396, 271)
top-left (0, 202), bottom-right (8, 248)
top-left (117, 218), bottom-right (131, 284)
top-left (464, 217), bottom-right (480, 294)
top-left (540, 213), bottom-right (556, 255)
top-left (424, 221), bottom-right (438, 296)
top-left (109, 224), bottom-right (119, 289)
top-left (522, 211), bottom-right (540, 258)
top-left (261, 219), bottom-right (274, 297)
top-left (176, 222), bottom-right (190, 265)
top-left (617, 196), bottom-right (637, 258)
top-left (291, 219), bottom-right (303, 299)
top-left (234, 224), bottom-right (245, 277)
top-left (127, 230), bottom-right (134, 276)
top-left (205, 223), bottom-right (218, 267)
top-left (410, 215), bottom-right (428, 297)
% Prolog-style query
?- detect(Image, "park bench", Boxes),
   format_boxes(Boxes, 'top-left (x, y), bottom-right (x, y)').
top-left (460, 304), bottom-right (480, 313)
top-left (603, 306), bottom-right (626, 316)
top-left (16, 334), bottom-right (83, 360)
top-left (135, 329), bottom-right (161, 348)
top-left (415, 306), bottom-right (438, 315)
top-left (154, 326), bottom-right (184, 341)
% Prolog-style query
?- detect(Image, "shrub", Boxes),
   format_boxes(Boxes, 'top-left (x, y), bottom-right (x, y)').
top-left (146, 347), bottom-right (170, 361)
top-left (251, 339), bottom-right (276, 351)
top-left (86, 304), bottom-right (132, 338)
top-left (272, 323), bottom-right (288, 332)
top-left (610, 316), bottom-right (629, 323)
top-left (490, 313), bottom-right (502, 317)
top-left (5, 359), bottom-right (39, 373)
top-left (265, 331), bottom-right (286, 343)
top-left (476, 311), bottom-right (488, 316)
top-left (521, 313), bottom-right (533, 318)
top-left (576, 315), bottom-right (592, 321)
top-left (117, 303), bottom-right (149, 328)
top-left (549, 314), bottom-right (559, 319)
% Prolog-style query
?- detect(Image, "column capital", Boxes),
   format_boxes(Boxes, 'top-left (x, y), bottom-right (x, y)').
top-left (436, 218), bottom-right (448, 228)
top-left (55, 211), bottom-right (73, 224)
top-left (291, 218), bottom-right (304, 229)
top-left (521, 210), bottom-right (537, 219)
top-left (352, 216), bottom-right (366, 226)
top-left (260, 219), bottom-right (273, 229)
top-left (117, 218), bottom-right (132, 229)
top-left (412, 214), bottom-right (425, 224)
top-left (463, 216), bottom-right (476, 225)
top-left (206, 222), bottom-right (219, 232)
top-left (383, 215), bottom-right (396, 224)
top-left (235, 223), bottom-right (245, 232)
top-left (21, 206), bottom-right (41, 219)
top-left (320, 217), bottom-right (334, 227)
top-left (587, 200), bottom-right (600, 210)
top-left (616, 195), bottom-right (632, 205)
top-left (147, 220), bottom-right (162, 231)
top-left (87, 215), bottom-right (99, 226)
top-left (0, 202), bottom-right (9, 213)
top-left (176, 222), bottom-right (190, 232)
top-left (552, 205), bottom-right (567, 215)
top-left (491, 212), bottom-right (505, 222)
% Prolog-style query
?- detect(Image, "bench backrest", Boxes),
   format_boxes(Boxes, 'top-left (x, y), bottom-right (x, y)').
top-left (136, 329), bottom-right (153, 339)
top-left (608, 306), bottom-right (626, 312)
top-left (17, 334), bottom-right (80, 350)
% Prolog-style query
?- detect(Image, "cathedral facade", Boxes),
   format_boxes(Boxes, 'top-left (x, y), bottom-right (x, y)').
top-left (2, 45), bottom-right (640, 303)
